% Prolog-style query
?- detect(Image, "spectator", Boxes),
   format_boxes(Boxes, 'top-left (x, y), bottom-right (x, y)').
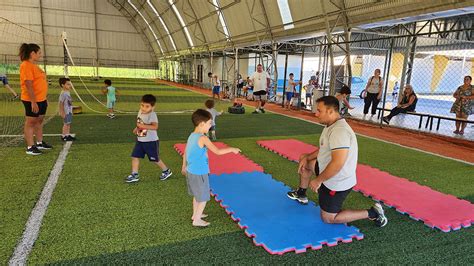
top-left (236, 74), bottom-right (244, 97)
top-left (450, 75), bottom-right (473, 135)
top-left (363, 69), bottom-right (383, 116)
top-left (382, 84), bottom-right (417, 124)
top-left (250, 64), bottom-right (270, 114)
top-left (392, 81), bottom-right (399, 102)
top-left (336, 85), bottom-right (354, 117)
top-left (305, 79), bottom-right (314, 107)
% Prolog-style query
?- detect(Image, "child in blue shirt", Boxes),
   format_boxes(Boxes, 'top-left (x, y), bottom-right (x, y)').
top-left (102, 79), bottom-right (119, 118)
top-left (181, 109), bottom-right (240, 227)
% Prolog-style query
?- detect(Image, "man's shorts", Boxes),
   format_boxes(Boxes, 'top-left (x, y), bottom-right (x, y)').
top-left (212, 86), bottom-right (220, 94)
top-left (318, 183), bottom-right (352, 214)
top-left (286, 92), bottom-right (294, 101)
top-left (63, 113), bottom-right (72, 125)
top-left (22, 100), bottom-right (48, 117)
top-left (107, 100), bottom-right (115, 109)
top-left (0, 76), bottom-right (9, 85)
top-left (131, 140), bottom-right (160, 162)
top-left (306, 93), bottom-right (312, 98)
top-left (253, 90), bottom-right (267, 101)
top-left (186, 172), bottom-right (210, 202)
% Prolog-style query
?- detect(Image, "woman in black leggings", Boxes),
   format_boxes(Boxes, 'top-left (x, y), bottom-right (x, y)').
top-left (382, 84), bottom-right (417, 124)
top-left (363, 69), bottom-right (383, 116)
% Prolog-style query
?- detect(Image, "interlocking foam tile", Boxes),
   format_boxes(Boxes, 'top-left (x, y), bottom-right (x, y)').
top-left (257, 139), bottom-right (474, 232)
top-left (174, 142), bottom-right (263, 175)
top-left (210, 171), bottom-right (363, 255)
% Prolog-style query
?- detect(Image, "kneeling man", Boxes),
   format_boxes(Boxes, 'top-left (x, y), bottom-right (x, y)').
top-left (287, 96), bottom-right (388, 227)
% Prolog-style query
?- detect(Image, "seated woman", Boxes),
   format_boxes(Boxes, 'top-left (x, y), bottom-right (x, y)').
top-left (382, 84), bottom-right (417, 124)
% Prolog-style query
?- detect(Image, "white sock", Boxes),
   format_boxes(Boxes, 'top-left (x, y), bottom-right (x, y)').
top-left (36, 141), bottom-right (42, 145)
top-left (27, 146), bottom-right (32, 149)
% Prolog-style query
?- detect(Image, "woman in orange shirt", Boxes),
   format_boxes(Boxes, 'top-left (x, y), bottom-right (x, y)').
top-left (20, 43), bottom-right (53, 155)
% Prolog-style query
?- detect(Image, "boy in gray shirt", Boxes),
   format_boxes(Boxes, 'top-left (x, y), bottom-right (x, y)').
top-left (58, 78), bottom-right (75, 141)
top-left (126, 94), bottom-right (172, 183)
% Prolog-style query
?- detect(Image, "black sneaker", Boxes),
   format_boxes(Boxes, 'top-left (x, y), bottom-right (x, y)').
top-left (64, 135), bottom-right (76, 141)
top-left (26, 146), bottom-right (42, 155)
top-left (372, 203), bottom-right (388, 227)
top-left (260, 108), bottom-right (265, 113)
top-left (125, 173), bottom-right (139, 183)
top-left (36, 141), bottom-right (53, 150)
top-left (160, 169), bottom-right (173, 181)
top-left (252, 110), bottom-right (259, 114)
top-left (287, 190), bottom-right (308, 204)
top-left (382, 117), bottom-right (390, 125)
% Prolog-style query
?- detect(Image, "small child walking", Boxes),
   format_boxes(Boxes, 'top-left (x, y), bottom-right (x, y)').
top-left (211, 74), bottom-right (221, 100)
top-left (58, 77), bottom-right (76, 141)
top-left (182, 109), bottom-right (240, 227)
top-left (102, 79), bottom-right (119, 118)
top-left (205, 99), bottom-right (223, 141)
top-left (126, 94), bottom-right (172, 183)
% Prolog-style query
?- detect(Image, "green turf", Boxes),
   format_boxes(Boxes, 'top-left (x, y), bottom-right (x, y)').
top-left (2, 77), bottom-right (473, 264)
top-left (0, 140), bottom-right (63, 263)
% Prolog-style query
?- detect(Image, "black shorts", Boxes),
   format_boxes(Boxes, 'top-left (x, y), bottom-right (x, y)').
top-left (22, 100), bottom-right (48, 117)
top-left (131, 141), bottom-right (160, 162)
top-left (314, 160), bottom-right (320, 176)
top-left (318, 183), bottom-right (352, 214)
top-left (253, 90), bottom-right (267, 96)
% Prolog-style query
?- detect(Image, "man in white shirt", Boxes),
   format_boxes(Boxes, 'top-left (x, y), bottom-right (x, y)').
top-left (287, 96), bottom-right (388, 227)
top-left (250, 64), bottom-right (270, 114)
top-left (210, 74), bottom-right (221, 100)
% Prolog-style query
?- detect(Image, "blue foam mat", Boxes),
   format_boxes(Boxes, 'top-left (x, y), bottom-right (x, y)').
top-left (210, 171), bottom-right (364, 255)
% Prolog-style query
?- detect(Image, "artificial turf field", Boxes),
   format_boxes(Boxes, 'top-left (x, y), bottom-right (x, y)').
top-left (1, 76), bottom-right (473, 264)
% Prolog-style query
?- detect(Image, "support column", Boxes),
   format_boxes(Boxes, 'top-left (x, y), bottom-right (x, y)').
top-left (380, 38), bottom-right (395, 127)
top-left (297, 49), bottom-right (305, 110)
top-left (281, 53), bottom-right (289, 107)
top-left (93, 0), bottom-right (100, 77)
top-left (39, 0), bottom-right (47, 73)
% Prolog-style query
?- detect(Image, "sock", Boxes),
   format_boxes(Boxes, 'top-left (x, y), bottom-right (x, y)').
top-left (36, 141), bottom-right (43, 145)
top-left (297, 187), bottom-right (307, 196)
top-left (132, 171), bottom-right (138, 176)
top-left (27, 146), bottom-right (32, 149)
top-left (368, 207), bottom-right (378, 219)
top-left (162, 168), bottom-right (169, 173)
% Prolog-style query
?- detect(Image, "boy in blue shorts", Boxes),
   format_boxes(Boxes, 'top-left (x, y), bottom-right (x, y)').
top-left (211, 74), bottom-right (221, 100)
top-left (181, 109), bottom-right (240, 227)
top-left (126, 94), bottom-right (172, 183)
top-left (102, 79), bottom-right (119, 119)
top-left (58, 77), bottom-right (75, 141)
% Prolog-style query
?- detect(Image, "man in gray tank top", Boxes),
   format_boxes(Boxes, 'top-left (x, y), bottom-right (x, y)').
top-left (287, 96), bottom-right (388, 227)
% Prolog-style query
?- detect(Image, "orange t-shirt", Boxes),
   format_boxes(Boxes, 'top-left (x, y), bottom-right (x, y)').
top-left (20, 61), bottom-right (48, 102)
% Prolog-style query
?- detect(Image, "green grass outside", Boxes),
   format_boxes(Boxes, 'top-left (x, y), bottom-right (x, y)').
top-left (1, 78), bottom-right (473, 264)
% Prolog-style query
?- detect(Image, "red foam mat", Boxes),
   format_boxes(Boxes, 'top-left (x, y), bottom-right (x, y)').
top-left (174, 142), bottom-right (264, 175)
top-left (257, 139), bottom-right (474, 232)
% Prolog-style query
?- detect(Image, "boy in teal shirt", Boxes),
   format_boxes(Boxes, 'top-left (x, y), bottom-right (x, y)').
top-left (181, 109), bottom-right (240, 227)
top-left (102, 79), bottom-right (119, 118)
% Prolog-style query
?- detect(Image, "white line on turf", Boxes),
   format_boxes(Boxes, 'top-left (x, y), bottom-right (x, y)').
top-left (9, 141), bottom-right (73, 265)
top-left (157, 82), bottom-right (473, 166)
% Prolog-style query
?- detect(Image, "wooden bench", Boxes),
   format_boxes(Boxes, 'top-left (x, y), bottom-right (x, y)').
top-left (427, 114), bottom-right (474, 131)
top-left (376, 107), bottom-right (431, 129)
